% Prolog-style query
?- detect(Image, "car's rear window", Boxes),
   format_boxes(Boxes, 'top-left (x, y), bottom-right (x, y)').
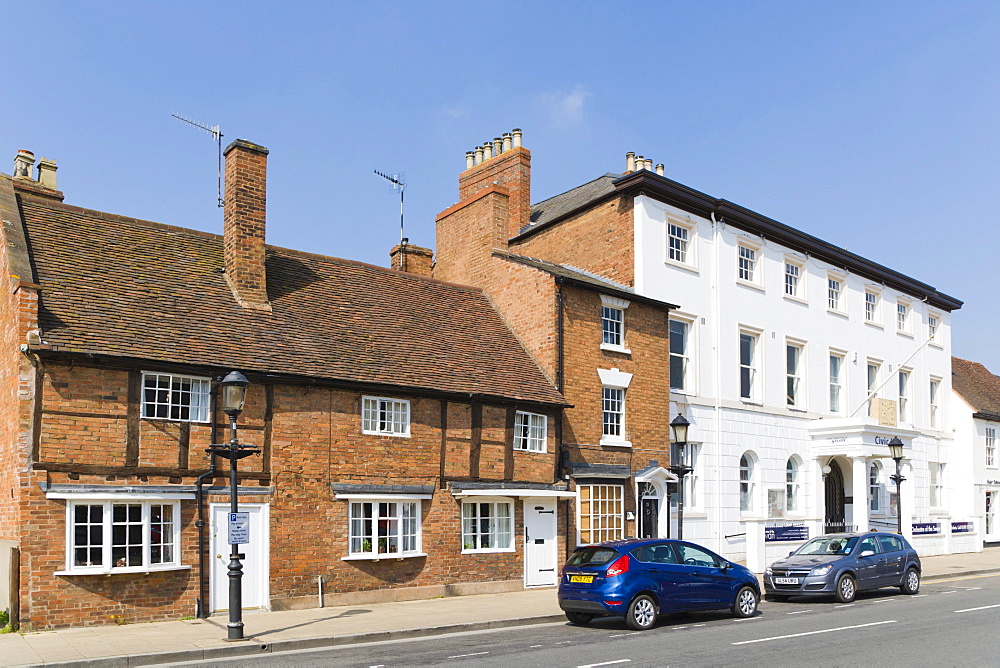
top-left (566, 547), bottom-right (618, 567)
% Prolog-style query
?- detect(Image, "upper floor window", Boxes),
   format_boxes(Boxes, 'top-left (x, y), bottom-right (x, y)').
top-left (867, 361), bottom-right (881, 417)
top-left (738, 244), bottom-right (757, 284)
top-left (600, 295), bottom-right (630, 353)
top-left (578, 484), bottom-right (623, 544)
top-left (784, 261), bottom-right (802, 298)
top-left (513, 411), bottom-right (547, 453)
top-left (897, 301), bottom-right (911, 334)
top-left (63, 500), bottom-right (181, 575)
top-left (829, 352), bottom-right (844, 414)
top-left (740, 331), bottom-right (759, 401)
top-left (987, 427), bottom-right (997, 467)
top-left (602, 387), bottom-right (625, 441)
top-left (667, 220), bottom-right (692, 265)
top-left (362, 396), bottom-right (410, 436)
top-left (929, 379), bottom-right (941, 429)
top-left (348, 500), bottom-right (421, 558)
top-left (142, 372), bottom-right (211, 422)
top-left (898, 369), bottom-right (911, 423)
top-left (928, 315), bottom-right (939, 341)
top-left (669, 318), bottom-right (690, 391)
top-left (865, 290), bottom-right (881, 324)
top-left (827, 275), bottom-right (843, 312)
top-left (786, 342), bottom-right (804, 407)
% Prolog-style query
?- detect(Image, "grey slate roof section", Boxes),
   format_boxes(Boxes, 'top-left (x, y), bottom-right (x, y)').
top-left (39, 482), bottom-right (273, 495)
top-left (567, 462), bottom-right (632, 479)
top-left (634, 461), bottom-right (663, 477)
top-left (524, 174), bottom-right (619, 232)
top-left (331, 483), bottom-right (436, 495)
top-left (450, 481), bottom-right (569, 492)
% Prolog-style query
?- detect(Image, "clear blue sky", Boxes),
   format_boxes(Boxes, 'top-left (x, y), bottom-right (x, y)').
top-left (3, 2), bottom-right (998, 371)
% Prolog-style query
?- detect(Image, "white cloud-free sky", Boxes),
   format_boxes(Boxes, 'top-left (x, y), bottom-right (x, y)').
top-left (3, 2), bottom-right (998, 371)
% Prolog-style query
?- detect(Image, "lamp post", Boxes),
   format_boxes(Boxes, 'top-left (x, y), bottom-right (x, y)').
top-left (888, 437), bottom-right (905, 535)
top-left (669, 414), bottom-right (691, 540)
top-left (207, 371), bottom-right (258, 641)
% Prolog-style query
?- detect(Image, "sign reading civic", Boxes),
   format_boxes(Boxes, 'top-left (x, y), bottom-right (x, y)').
top-left (765, 525), bottom-right (809, 542)
top-left (911, 522), bottom-right (940, 535)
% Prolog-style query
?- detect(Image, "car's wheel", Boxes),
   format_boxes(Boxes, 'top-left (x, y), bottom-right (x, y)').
top-left (732, 585), bottom-right (758, 618)
top-left (835, 573), bottom-right (857, 603)
top-left (565, 611), bottom-right (594, 625)
top-left (765, 592), bottom-right (790, 602)
top-left (900, 567), bottom-right (920, 595)
top-left (625, 594), bottom-right (658, 631)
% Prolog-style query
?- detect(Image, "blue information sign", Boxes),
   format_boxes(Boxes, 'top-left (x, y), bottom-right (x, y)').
top-left (911, 522), bottom-right (940, 535)
top-left (765, 525), bottom-right (809, 542)
top-left (951, 521), bottom-right (973, 534)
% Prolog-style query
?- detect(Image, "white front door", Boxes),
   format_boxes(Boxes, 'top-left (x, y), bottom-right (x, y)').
top-left (524, 498), bottom-right (558, 587)
top-left (211, 503), bottom-right (269, 613)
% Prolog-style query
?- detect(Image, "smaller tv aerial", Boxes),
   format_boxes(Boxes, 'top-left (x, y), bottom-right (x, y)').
top-left (374, 169), bottom-right (406, 243)
top-left (172, 113), bottom-right (224, 207)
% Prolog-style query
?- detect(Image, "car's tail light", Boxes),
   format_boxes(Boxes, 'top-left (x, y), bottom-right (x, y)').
top-left (606, 554), bottom-right (630, 577)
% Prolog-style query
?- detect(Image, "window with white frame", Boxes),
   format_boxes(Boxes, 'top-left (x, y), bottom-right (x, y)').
top-left (786, 458), bottom-right (800, 512)
top-left (827, 275), bottom-right (843, 312)
top-left (739, 453), bottom-right (755, 512)
top-left (829, 352), bottom-right (844, 414)
top-left (737, 243), bottom-right (758, 283)
top-left (669, 318), bottom-right (690, 391)
top-left (870, 462), bottom-right (882, 512)
top-left (602, 305), bottom-right (623, 347)
top-left (865, 290), bottom-right (880, 324)
top-left (602, 387), bottom-right (625, 441)
top-left (987, 427), bottom-right (997, 467)
top-left (667, 220), bottom-right (693, 265)
top-left (786, 341), bottom-right (804, 407)
top-left (929, 379), bottom-right (941, 429)
top-left (142, 372), bottom-right (210, 422)
top-left (63, 499), bottom-right (181, 574)
top-left (348, 500), bottom-right (420, 557)
top-left (898, 369), bottom-right (911, 423)
top-left (462, 500), bottom-right (513, 552)
top-left (897, 301), bottom-right (911, 333)
top-left (578, 484), bottom-right (624, 543)
top-left (513, 411), bottom-right (547, 452)
top-left (928, 314), bottom-right (939, 342)
top-left (930, 463), bottom-right (945, 508)
top-left (784, 260), bottom-right (802, 298)
top-left (362, 396), bottom-right (410, 436)
top-left (867, 361), bottom-right (881, 417)
top-left (739, 331), bottom-right (759, 401)
top-left (685, 444), bottom-right (700, 508)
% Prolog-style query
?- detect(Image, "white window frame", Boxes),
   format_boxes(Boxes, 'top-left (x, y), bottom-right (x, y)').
top-left (577, 484), bottom-right (624, 544)
top-left (867, 360), bottom-right (882, 418)
top-left (685, 443), bottom-right (701, 510)
top-left (827, 273), bottom-right (845, 313)
top-left (362, 396), bottom-right (411, 437)
top-left (870, 461), bottom-right (883, 512)
top-left (829, 350), bottom-right (845, 414)
top-left (929, 378), bottom-right (941, 429)
top-left (58, 498), bottom-right (184, 575)
top-left (601, 386), bottom-right (626, 445)
top-left (669, 316), bottom-right (692, 392)
top-left (786, 457), bottom-right (800, 512)
top-left (898, 368), bottom-right (911, 423)
top-left (739, 452), bottom-right (756, 513)
top-left (928, 312), bottom-right (942, 346)
top-left (987, 427), bottom-right (997, 468)
top-left (513, 411), bottom-right (547, 453)
top-left (737, 240), bottom-right (762, 287)
top-left (666, 217), bottom-right (695, 268)
top-left (344, 497), bottom-right (425, 560)
top-left (786, 340), bottom-right (805, 408)
top-left (461, 499), bottom-right (514, 553)
top-left (865, 288), bottom-right (882, 325)
top-left (783, 257), bottom-right (804, 300)
top-left (896, 299), bottom-right (912, 335)
top-left (739, 329), bottom-right (761, 402)
top-left (929, 462), bottom-right (945, 509)
top-left (141, 372), bottom-right (211, 423)
top-left (599, 295), bottom-right (631, 354)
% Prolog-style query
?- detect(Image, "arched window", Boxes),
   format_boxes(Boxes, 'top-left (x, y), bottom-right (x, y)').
top-left (870, 462), bottom-right (882, 512)
top-left (740, 453), bottom-right (755, 512)
top-left (786, 458), bottom-right (800, 512)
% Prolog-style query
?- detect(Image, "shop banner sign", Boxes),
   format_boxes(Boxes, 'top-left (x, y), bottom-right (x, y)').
top-left (911, 522), bottom-right (940, 535)
top-left (765, 525), bottom-right (809, 542)
top-left (951, 521), bottom-right (973, 534)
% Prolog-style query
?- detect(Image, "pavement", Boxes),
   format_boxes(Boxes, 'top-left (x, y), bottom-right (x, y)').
top-left (4, 547), bottom-right (999, 667)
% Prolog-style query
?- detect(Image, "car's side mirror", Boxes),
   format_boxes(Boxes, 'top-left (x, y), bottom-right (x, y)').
top-left (859, 549), bottom-right (876, 558)
top-left (788, 550), bottom-right (795, 556)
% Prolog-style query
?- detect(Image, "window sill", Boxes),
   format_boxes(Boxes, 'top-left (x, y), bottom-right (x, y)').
top-left (827, 308), bottom-right (849, 319)
top-left (864, 320), bottom-right (884, 330)
top-left (461, 547), bottom-right (516, 555)
top-left (55, 565), bottom-right (191, 576)
top-left (600, 343), bottom-right (632, 355)
top-left (599, 439), bottom-right (632, 448)
top-left (736, 279), bottom-right (765, 293)
top-left (783, 294), bottom-right (808, 306)
top-left (896, 330), bottom-right (914, 339)
top-left (360, 431), bottom-right (412, 438)
top-left (512, 447), bottom-right (548, 455)
top-left (342, 553), bottom-right (427, 561)
top-left (664, 259), bottom-right (699, 275)
top-left (928, 342), bottom-right (944, 350)
top-left (788, 406), bottom-right (808, 413)
top-left (740, 399), bottom-right (763, 407)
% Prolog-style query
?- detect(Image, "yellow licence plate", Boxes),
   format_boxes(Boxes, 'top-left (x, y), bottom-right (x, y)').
top-left (569, 575), bottom-right (594, 583)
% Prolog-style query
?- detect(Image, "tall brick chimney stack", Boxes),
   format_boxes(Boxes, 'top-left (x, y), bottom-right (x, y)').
top-left (223, 139), bottom-right (271, 311)
top-left (457, 128), bottom-right (530, 245)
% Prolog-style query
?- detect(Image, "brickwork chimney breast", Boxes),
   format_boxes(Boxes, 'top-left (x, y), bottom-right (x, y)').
top-left (223, 139), bottom-right (272, 311)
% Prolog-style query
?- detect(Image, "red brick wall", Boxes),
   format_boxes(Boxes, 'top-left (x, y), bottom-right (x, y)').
top-left (458, 147), bottom-right (531, 243)
top-left (223, 140), bottom-right (270, 309)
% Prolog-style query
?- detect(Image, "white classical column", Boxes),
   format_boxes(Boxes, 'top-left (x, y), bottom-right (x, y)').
top-left (852, 457), bottom-right (870, 532)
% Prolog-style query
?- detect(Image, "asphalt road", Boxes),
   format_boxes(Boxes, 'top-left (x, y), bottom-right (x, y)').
top-left (166, 573), bottom-right (1000, 667)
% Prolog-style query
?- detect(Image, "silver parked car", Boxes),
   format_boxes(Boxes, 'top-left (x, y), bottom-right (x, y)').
top-left (764, 531), bottom-right (921, 603)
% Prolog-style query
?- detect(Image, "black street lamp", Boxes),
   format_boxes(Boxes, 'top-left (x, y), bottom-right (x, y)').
top-left (669, 414), bottom-right (692, 540)
top-left (207, 371), bottom-right (258, 641)
top-left (888, 437), bottom-right (905, 535)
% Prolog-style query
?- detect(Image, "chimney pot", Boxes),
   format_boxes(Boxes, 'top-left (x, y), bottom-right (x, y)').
top-left (492, 137), bottom-right (502, 156)
top-left (655, 163), bottom-right (664, 176)
top-left (644, 158), bottom-right (653, 171)
top-left (483, 142), bottom-right (493, 161)
top-left (502, 133), bottom-right (512, 152)
top-left (626, 152), bottom-right (635, 173)
top-left (512, 129), bottom-right (522, 148)
top-left (13, 150), bottom-right (35, 179)
top-left (466, 151), bottom-right (475, 170)
top-left (474, 146), bottom-right (484, 165)
top-left (37, 157), bottom-right (58, 189)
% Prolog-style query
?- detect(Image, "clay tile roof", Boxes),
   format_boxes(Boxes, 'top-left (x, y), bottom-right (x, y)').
top-left (952, 357), bottom-right (1000, 419)
top-left (19, 196), bottom-right (566, 406)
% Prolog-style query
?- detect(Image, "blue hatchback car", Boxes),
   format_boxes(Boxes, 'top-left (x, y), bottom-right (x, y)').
top-left (558, 538), bottom-right (760, 630)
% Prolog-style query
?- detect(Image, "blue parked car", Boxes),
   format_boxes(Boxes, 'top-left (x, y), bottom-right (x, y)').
top-left (558, 538), bottom-right (761, 630)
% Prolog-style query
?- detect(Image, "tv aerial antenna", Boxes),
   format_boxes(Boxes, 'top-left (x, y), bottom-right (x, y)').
top-left (374, 169), bottom-right (406, 243)
top-left (172, 113), bottom-right (224, 207)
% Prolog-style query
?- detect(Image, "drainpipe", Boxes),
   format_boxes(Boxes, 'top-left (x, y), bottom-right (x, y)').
top-left (710, 211), bottom-right (725, 552)
top-left (195, 380), bottom-right (220, 618)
